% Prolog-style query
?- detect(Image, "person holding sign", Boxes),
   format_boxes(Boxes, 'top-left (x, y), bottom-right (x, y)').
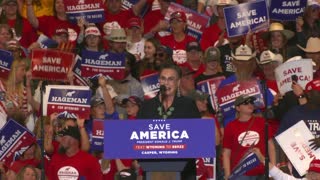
top-left (223, 95), bottom-right (276, 180)
top-left (277, 79), bottom-right (320, 178)
top-left (252, 148), bottom-right (320, 180)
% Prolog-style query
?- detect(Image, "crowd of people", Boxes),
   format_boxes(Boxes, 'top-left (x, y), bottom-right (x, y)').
top-left (0, 0), bottom-right (320, 179)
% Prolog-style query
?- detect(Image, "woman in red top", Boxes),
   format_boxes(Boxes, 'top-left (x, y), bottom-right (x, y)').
top-left (160, 11), bottom-right (196, 65)
top-left (26, 0), bottom-right (79, 42)
top-left (0, 0), bottom-right (37, 48)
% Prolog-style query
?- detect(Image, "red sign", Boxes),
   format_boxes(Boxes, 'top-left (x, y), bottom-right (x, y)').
top-left (31, 49), bottom-right (75, 81)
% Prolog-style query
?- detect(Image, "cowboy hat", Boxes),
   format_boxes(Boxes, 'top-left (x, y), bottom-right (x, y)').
top-left (213, 0), bottom-right (238, 16)
top-left (105, 28), bottom-right (127, 43)
top-left (258, 50), bottom-right (283, 64)
top-left (297, 37), bottom-right (320, 53)
top-left (261, 22), bottom-right (294, 40)
top-left (231, 44), bottom-right (256, 61)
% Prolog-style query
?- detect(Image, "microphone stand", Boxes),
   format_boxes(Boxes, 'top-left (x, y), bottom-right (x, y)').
top-left (40, 81), bottom-right (47, 180)
top-left (260, 79), bottom-right (269, 180)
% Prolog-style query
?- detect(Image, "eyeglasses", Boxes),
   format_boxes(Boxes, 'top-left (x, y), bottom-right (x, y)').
top-left (159, 76), bottom-right (177, 83)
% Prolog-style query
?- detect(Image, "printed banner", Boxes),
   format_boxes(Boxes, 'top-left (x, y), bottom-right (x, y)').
top-left (0, 50), bottom-right (14, 79)
top-left (196, 76), bottom-right (225, 112)
top-left (269, 0), bottom-right (307, 21)
top-left (165, 2), bottom-right (210, 40)
top-left (92, 119), bottom-right (104, 151)
top-left (223, 0), bottom-right (269, 37)
top-left (0, 119), bottom-right (36, 166)
top-left (304, 120), bottom-right (320, 139)
top-left (63, 0), bottom-right (105, 23)
top-left (216, 80), bottom-right (265, 126)
top-left (81, 50), bottom-right (126, 80)
top-left (140, 73), bottom-right (160, 100)
top-left (104, 119), bottom-right (215, 159)
top-left (275, 59), bottom-right (313, 95)
top-left (229, 153), bottom-right (260, 180)
top-left (275, 120), bottom-right (320, 176)
top-left (43, 85), bottom-right (92, 119)
top-left (31, 49), bottom-right (75, 81)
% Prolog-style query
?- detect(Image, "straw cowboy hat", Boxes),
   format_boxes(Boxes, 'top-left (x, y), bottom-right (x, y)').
top-left (297, 37), bottom-right (320, 53)
top-left (231, 44), bottom-right (256, 61)
top-left (213, 0), bottom-right (238, 16)
top-left (258, 50), bottom-right (283, 64)
top-left (105, 28), bottom-right (127, 43)
top-left (261, 22), bottom-right (294, 40)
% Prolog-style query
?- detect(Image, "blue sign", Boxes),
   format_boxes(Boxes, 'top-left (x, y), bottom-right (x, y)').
top-left (304, 119), bottom-right (320, 138)
top-left (224, 0), bottom-right (269, 37)
top-left (39, 38), bottom-right (58, 49)
top-left (121, 0), bottom-right (149, 17)
top-left (104, 119), bottom-right (215, 159)
top-left (64, 0), bottom-right (105, 23)
top-left (229, 153), bottom-right (260, 180)
top-left (81, 50), bottom-right (126, 80)
top-left (0, 49), bottom-right (13, 79)
top-left (140, 73), bottom-right (160, 99)
top-left (0, 119), bottom-right (35, 165)
top-left (269, 0), bottom-right (307, 21)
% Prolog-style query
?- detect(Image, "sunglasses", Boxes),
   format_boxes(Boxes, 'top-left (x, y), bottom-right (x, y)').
top-left (240, 100), bottom-right (254, 105)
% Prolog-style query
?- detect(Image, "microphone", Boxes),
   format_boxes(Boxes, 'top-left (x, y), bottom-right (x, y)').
top-left (160, 85), bottom-right (167, 102)
top-left (160, 85), bottom-right (166, 94)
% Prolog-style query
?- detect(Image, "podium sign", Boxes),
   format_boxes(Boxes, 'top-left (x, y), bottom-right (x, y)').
top-left (104, 119), bottom-right (215, 159)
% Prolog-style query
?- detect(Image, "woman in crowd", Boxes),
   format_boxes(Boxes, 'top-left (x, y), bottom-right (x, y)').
top-left (0, 0), bottom-right (37, 48)
top-left (16, 165), bottom-right (39, 180)
top-left (0, 24), bottom-right (12, 49)
top-left (296, 2), bottom-right (320, 47)
top-left (77, 25), bottom-right (103, 53)
top-left (26, 0), bottom-right (79, 41)
top-left (136, 38), bottom-right (160, 78)
top-left (262, 22), bottom-right (297, 60)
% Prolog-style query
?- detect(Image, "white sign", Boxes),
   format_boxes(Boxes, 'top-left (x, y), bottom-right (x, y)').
top-left (275, 59), bottom-right (313, 95)
top-left (275, 120), bottom-right (320, 176)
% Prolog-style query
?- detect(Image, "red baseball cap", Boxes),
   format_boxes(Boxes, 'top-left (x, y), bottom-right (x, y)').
top-left (170, 11), bottom-right (187, 23)
top-left (127, 17), bottom-right (142, 29)
top-left (305, 79), bottom-right (320, 92)
top-left (55, 27), bottom-right (69, 36)
top-left (308, 159), bottom-right (320, 173)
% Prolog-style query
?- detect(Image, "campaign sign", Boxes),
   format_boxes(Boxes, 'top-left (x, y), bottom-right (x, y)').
top-left (275, 59), bottom-right (313, 95)
top-left (81, 50), bottom-right (126, 80)
top-left (43, 85), bottom-right (92, 119)
top-left (223, 0), bottom-right (269, 37)
top-left (229, 153), bottom-right (260, 180)
top-left (63, 0), bottom-right (105, 23)
top-left (140, 73), bottom-right (160, 99)
top-left (196, 76), bottom-right (225, 111)
top-left (275, 120), bottom-right (320, 176)
top-left (104, 119), bottom-right (215, 159)
top-left (269, 0), bottom-right (307, 21)
top-left (0, 50), bottom-right (13, 79)
top-left (201, 157), bottom-right (215, 179)
top-left (121, 0), bottom-right (149, 17)
top-left (216, 80), bottom-right (264, 126)
top-left (72, 55), bottom-right (90, 86)
top-left (31, 49), bottom-right (75, 81)
top-left (165, 3), bottom-right (210, 40)
top-left (0, 119), bottom-right (36, 166)
top-left (92, 119), bottom-right (104, 151)
top-left (37, 34), bottom-right (58, 49)
top-left (304, 120), bottom-right (320, 139)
